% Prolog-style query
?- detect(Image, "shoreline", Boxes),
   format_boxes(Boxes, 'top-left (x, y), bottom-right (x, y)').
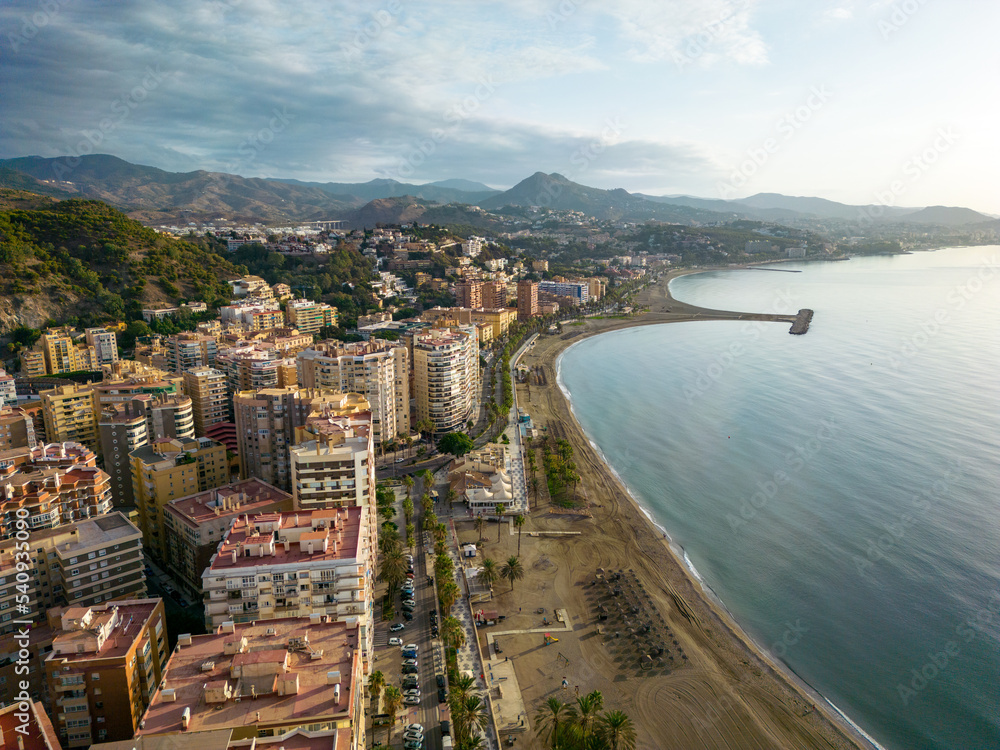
top-left (508, 267), bottom-right (878, 749)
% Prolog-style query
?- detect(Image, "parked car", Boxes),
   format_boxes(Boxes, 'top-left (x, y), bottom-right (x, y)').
top-left (404, 644), bottom-right (418, 652)
top-left (402, 599), bottom-right (416, 608)
top-left (437, 687), bottom-right (447, 703)
top-left (403, 740), bottom-right (423, 750)
top-left (402, 659), bottom-right (418, 668)
top-left (403, 677), bottom-right (419, 690)
top-left (440, 719), bottom-right (451, 737)
top-left (389, 637), bottom-right (403, 646)
top-left (390, 623), bottom-right (405, 631)
top-left (403, 688), bottom-right (421, 698)
top-left (403, 695), bottom-right (420, 705)
top-left (403, 724), bottom-right (424, 738)
top-left (436, 674), bottom-right (446, 688)
top-left (403, 611), bottom-right (414, 621)
top-left (402, 664), bottom-right (419, 674)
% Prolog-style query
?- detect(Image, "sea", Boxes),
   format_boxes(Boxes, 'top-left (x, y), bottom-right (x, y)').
top-left (557, 245), bottom-right (1000, 750)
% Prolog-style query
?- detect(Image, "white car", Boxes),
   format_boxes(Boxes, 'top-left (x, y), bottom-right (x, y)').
top-left (403, 695), bottom-right (420, 705)
top-left (403, 644), bottom-right (418, 652)
top-left (404, 724), bottom-right (424, 737)
top-left (403, 688), bottom-right (421, 698)
top-left (389, 637), bottom-right (403, 646)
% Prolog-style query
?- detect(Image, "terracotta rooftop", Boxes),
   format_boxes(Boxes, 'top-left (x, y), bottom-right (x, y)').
top-left (46, 600), bottom-right (162, 663)
top-left (138, 617), bottom-right (361, 736)
top-left (208, 508), bottom-right (363, 571)
top-left (0, 701), bottom-right (59, 750)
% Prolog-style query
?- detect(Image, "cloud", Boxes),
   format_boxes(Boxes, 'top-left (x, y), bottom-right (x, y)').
top-left (0, 0), bottom-right (757, 187)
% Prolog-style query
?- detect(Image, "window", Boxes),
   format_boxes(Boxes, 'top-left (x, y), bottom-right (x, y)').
top-left (91, 673), bottom-right (100, 681)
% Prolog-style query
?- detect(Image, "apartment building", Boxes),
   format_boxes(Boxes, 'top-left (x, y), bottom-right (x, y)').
top-left (183, 367), bottom-right (230, 434)
top-left (137, 617), bottom-right (363, 746)
top-left (40, 385), bottom-right (99, 453)
top-left (290, 415), bottom-right (374, 512)
top-left (0, 404), bottom-right (37, 450)
top-left (0, 442), bottom-right (113, 540)
top-left (130, 437), bottom-right (229, 562)
top-left (517, 280), bottom-right (539, 319)
top-left (482, 279), bottom-right (508, 309)
top-left (0, 369), bottom-right (15, 407)
top-left (470, 307), bottom-right (517, 339)
top-left (98, 402), bottom-right (148, 508)
top-left (296, 340), bottom-right (410, 446)
top-left (0, 511), bottom-right (146, 629)
top-left (85, 328), bottom-right (119, 367)
top-left (538, 279), bottom-right (589, 304)
top-left (233, 388), bottom-right (369, 492)
top-left (200, 507), bottom-right (374, 663)
top-left (44, 600), bottom-right (167, 747)
top-left (454, 279), bottom-right (483, 309)
top-left (413, 327), bottom-right (480, 436)
top-left (284, 299), bottom-right (337, 337)
top-left (215, 343), bottom-right (295, 395)
top-left (164, 333), bottom-right (219, 374)
top-left (162, 479), bottom-right (293, 595)
top-left (20, 328), bottom-right (100, 377)
top-left (220, 300), bottom-right (285, 331)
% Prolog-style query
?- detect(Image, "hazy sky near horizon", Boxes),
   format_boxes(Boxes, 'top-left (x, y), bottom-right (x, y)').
top-left (2, 0), bottom-right (998, 212)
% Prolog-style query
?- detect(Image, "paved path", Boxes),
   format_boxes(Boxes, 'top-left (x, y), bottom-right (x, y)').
top-left (447, 520), bottom-right (500, 750)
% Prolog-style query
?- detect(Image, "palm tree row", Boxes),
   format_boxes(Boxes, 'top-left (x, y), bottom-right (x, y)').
top-left (449, 674), bottom-right (489, 749)
top-left (534, 693), bottom-right (637, 750)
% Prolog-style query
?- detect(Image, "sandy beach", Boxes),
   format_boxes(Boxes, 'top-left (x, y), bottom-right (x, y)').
top-left (453, 269), bottom-right (872, 750)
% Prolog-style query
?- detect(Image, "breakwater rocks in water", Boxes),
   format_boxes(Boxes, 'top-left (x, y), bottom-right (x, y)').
top-left (790, 309), bottom-right (814, 335)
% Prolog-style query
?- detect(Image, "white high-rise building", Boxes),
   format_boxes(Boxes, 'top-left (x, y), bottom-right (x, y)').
top-left (413, 326), bottom-right (479, 436)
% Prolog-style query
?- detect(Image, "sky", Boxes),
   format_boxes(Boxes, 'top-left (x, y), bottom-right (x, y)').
top-left (2, 0), bottom-right (998, 213)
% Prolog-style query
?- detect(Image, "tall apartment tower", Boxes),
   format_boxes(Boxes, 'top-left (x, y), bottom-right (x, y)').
top-left (413, 327), bottom-right (480, 436)
top-left (164, 333), bottom-right (218, 374)
top-left (517, 280), bottom-right (539, 320)
top-left (296, 340), bottom-right (410, 446)
top-left (183, 367), bottom-right (231, 434)
top-left (130, 437), bottom-right (228, 560)
top-left (85, 327), bottom-right (119, 366)
top-left (483, 279), bottom-right (508, 309)
top-left (40, 384), bottom-right (99, 453)
top-left (454, 279), bottom-right (483, 309)
top-left (233, 388), bottom-right (369, 491)
top-left (98, 401), bottom-right (148, 508)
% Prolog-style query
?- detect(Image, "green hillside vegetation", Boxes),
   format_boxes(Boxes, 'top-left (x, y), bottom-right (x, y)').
top-left (0, 190), bottom-right (240, 330)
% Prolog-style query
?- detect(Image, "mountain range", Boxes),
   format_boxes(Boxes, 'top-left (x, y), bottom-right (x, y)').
top-left (0, 154), bottom-right (993, 229)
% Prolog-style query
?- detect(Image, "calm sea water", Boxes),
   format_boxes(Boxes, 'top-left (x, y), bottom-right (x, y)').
top-left (558, 246), bottom-right (1000, 750)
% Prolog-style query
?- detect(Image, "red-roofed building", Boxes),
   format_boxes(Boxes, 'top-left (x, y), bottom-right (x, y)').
top-left (0, 700), bottom-right (60, 750)
top-left (137, 618), bottom-right (363, 749)
top-left (201, 509), bottom-right (374, 669)
top-left (163, 479), bottom-right (293, 595)
top-left (43, 599), bottom-right (167, 747)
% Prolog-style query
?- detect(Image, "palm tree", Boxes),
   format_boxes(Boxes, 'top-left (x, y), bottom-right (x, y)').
top-left (535, 697), bottom-right (576, 749)
top-left (459, 694), bottom-right (490, 742)
top-left (597, 710), bottom-right (636, 750)
top-left (478, 557), bottom-right (499, 591)
top-left (402, 497), bottom-right (414, 524)
top-left (368, 670), bottom-right (385, 711)
top-left (446, 487), bottom-right (458, 508)
top-left (495, 502), bottom-right (506, 542)
top-left (575, 690), bottom-right (604, 736)
top-left (402, 475), bottom-right (414, 499)
top-left (434, 522), bottom-right (448, 544)
top-left (514, 514), bottom-right (526, 556)
top-left (474, 515), bottom-right (487, 542)
top-left (441, 615), bottom-right (466, 650)
top-left (383, 686), bottom-right (403, 743)
top-left (423, 510), bottom-right (438, 532)
top-left (379, 549), bottom-right (406, 595)
top-left (501, 556), bottom-right (524, 591)
top-left (421, 493), bottom-right (434, 515)
top-left (439, 579), bottom-right (460, 612)
top-left (531, 477), bottom-right (540, 510)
